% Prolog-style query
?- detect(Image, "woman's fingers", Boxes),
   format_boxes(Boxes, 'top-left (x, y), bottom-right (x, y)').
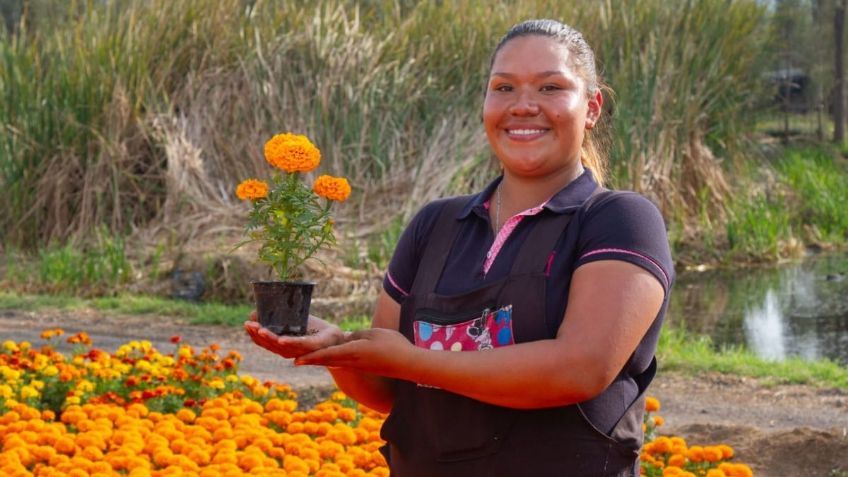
top-left (244, 317), bottom-right (344, 359)
top-left (294, 328), bottom-right (413, 376)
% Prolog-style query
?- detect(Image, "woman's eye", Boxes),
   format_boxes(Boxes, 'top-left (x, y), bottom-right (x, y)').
top-left (540, 85), bottom-right (562, 92)
top-left (494, 84), bottom-right (512, 92)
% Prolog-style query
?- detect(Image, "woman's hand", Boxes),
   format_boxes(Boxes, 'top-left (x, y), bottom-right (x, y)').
top-left (244, 311), bottom-right (346, 359)
top-left (293, 327), bottom-right (418, 379)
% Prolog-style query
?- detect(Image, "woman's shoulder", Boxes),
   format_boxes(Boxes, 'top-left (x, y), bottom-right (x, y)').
top-left (402, 195), bottom-right (476, 246)
top-left (582, 189), bottom-right (663, 218)
top-left (574, 188), bottom-right (674, 287)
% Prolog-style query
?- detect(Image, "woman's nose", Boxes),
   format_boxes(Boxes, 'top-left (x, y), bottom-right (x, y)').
top-left (509, 90), bottom-right (540, 116)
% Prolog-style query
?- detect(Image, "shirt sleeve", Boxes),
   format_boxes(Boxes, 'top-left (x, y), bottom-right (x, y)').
top-left (574, 191), bottom-right (674, 294)
top-left (382, 200), bottom-right (446, 304)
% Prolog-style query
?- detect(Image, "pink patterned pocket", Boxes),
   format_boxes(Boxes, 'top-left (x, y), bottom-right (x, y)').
top-left (413, 305), bottom-right (514, 351)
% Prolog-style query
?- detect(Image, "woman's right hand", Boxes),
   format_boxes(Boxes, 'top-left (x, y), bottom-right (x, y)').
top-left (244, 311), bottom-right (347, 359)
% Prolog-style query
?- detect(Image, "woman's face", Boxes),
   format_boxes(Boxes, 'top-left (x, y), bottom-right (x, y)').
top-left (483, 35), bottom-right (601, 179)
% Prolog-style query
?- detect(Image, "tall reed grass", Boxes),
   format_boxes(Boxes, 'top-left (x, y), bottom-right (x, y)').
top-left (0, 0), bottom-right (769, 250)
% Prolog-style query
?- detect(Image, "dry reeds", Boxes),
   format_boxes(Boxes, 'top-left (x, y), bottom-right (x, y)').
top-left (0, 0), bottom-right (770, 251)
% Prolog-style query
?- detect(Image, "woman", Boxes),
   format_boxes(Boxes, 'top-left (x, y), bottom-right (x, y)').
top-left (246, 19), bottom-right (673, 477)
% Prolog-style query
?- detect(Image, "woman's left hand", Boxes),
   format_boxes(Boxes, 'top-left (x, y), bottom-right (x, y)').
top-left (294, 327), bottom-right (417, 378)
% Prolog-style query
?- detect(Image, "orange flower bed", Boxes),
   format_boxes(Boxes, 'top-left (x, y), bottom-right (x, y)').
top-left (1, 332), bottom-right (754, 476)
top-left (641, 397), bottom-right (754, 477)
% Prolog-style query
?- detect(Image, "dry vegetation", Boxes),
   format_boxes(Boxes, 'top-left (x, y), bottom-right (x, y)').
top-left (0, 0), bottom-right (769, 254)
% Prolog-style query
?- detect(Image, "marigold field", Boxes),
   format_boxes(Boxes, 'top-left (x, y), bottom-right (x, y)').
top-left (1, 331), bottom-right (754, 476)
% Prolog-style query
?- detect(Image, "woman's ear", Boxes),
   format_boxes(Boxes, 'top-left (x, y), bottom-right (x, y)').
top-left (585, 89), bottom-right (603, 129)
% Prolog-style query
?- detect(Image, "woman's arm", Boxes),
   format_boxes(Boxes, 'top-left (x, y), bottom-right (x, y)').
top-left (295, 259), bottom-right (664, 409)
top-left (324, 290), bottom-right (399, 413)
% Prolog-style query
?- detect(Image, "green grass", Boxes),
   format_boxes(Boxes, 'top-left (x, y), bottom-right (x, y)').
top-left (658, 327), bottom-right (848, 389)
top-left (778, 148), bottom-right (848, 242)
top-left (4, 230), bottom-right (132, 295)
top-left (725, 193), bottom-right (793, 260)
top-left (0, 291), bottom-right (253, 327)
top-left (715, 147), bottom-right (848, 263)
top-left (0, 290), bottom-right (369, 329)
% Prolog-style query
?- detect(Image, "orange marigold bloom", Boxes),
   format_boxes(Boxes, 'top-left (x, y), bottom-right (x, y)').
top-left (67, 332), bottom-right (92, 346)
top-left (235, 179), bottom-right (269, 201)
top-left (264, 133), bottom-right (321, 173)
top-left (651, 436), bottom-right (673, 454)
top-left (313, 175), bottom-right (351, 202)
top-left (727, 463), bottom-right (753, 477)
top-left (653, 415), bottom-right (665, 426)
top-left (702, 446), bottom-right (724, 463)
top-left (717, 444), bottom-right (735, 459)
top-left (645, 396), bottom-right (661, 412)
top-left (687, 445), bottom-right (704, 463)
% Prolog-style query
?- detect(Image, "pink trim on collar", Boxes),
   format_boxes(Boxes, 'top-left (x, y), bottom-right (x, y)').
top-left (483, 201), bottom-right (549, 275)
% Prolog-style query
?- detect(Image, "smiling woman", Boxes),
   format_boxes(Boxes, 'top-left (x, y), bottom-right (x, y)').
top-left (245, 18), bottom-right (674, 477)
top-left (483, 36), bottom-right (601, 192)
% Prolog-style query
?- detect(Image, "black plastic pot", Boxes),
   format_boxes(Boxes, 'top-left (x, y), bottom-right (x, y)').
top-left (252, 281), bottom-right (315, 336)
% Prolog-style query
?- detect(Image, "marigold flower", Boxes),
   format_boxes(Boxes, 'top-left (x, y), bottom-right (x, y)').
top-left (313, 175), bottom-right (352, 202)
top-left (687, 445), bottom-right (704, 463)
top-left (66, 332), bottom-right (92, 346)
top-left (264, 133), bottom-right (321, 173)
top-left (703, 446), bottom-right (724, 463)
top-left (235, 178), bottom-right (269, 201)
top-left (717, 444), bottom-right (734, 459)
top-left (645, 396), bottom-right (661, 412)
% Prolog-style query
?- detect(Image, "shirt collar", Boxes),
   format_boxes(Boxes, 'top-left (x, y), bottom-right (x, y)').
top-left (457, 168), bottom-right (600, 220)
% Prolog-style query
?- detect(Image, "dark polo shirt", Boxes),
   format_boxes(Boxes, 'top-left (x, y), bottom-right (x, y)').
top-left (383, 169), bottom-right (674, 433)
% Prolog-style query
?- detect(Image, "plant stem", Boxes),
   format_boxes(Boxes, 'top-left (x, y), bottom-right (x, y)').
top-left (278, 172), bottom-right (297, 281)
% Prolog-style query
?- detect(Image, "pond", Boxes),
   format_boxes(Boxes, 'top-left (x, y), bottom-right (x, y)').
top-left (668, 252), bottom-right (848, 366)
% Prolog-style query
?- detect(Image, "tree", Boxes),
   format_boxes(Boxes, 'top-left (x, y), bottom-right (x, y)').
top-left (834, 0), bottom-right (846, 142)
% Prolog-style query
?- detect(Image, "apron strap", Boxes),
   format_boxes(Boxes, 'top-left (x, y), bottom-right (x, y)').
top-left (508, 211), bottom-right (574, 275)
top-left (409, 196), bottom-right (472, 295)
top-left (509, 186), bottom-right (606, 275)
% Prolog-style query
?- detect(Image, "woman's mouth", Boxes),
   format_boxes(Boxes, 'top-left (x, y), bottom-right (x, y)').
top-left (505, 128), bottom-right (548, 140)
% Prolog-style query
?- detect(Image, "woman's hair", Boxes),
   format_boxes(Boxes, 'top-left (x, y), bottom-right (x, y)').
top-left (488, 19), bottom-right (611, 186)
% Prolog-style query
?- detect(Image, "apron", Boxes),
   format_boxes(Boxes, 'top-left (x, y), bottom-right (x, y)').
top-left (380, 194), bottom-right (654, 477)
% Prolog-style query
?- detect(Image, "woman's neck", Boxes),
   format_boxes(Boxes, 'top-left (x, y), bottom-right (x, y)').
top-left (498, 164), bottom-right (584, 212)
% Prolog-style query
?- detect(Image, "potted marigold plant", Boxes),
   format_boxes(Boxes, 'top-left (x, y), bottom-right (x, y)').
top-left (235, 133), bottom-right (351, 335)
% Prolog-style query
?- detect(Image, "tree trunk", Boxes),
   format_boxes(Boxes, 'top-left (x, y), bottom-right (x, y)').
top-left (834, 0), bottom-right (846, 142)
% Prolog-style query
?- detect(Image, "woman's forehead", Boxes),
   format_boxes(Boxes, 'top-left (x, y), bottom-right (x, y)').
top-left (491, 36), bottom-right (576, 76)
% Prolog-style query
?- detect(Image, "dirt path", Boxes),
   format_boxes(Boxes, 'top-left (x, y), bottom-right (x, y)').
top-left (1, 308), bottom-right (846, 476)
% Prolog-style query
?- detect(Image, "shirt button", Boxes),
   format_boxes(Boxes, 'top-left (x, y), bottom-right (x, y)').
top-left (486, 251), bottom-right (492, 258)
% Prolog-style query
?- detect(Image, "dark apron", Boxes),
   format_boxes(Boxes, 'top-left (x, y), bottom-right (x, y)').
top-left (380, 195), bottom-right (653, 477)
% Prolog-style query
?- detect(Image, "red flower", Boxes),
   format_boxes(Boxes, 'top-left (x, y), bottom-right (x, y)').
top-left (183, 399), bottom-right (197, 407)
top-left (170, 335), bottom-right (182, 344)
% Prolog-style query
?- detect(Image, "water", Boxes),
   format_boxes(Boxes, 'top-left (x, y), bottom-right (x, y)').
top-left (668, 252), bottom-right (848, 366)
